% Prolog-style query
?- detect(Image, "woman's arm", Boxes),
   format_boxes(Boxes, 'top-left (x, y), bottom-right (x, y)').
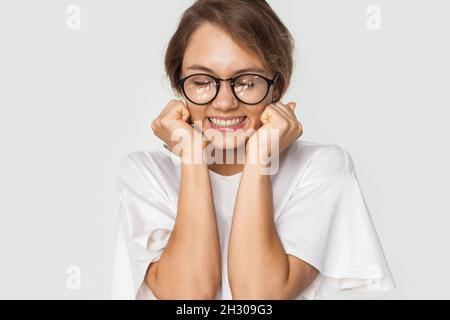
top-left (146, 100), bottom-right (221, 299)
top-left (144, 162), bottom-right (221, 299)
top-left (228, 102), bottom-right (318, 299)
top-left (227, 164), bottom-right (318, 299)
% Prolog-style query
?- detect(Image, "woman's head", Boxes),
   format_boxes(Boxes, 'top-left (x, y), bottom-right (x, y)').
top-left (165, 0), bottom-right (295, 150)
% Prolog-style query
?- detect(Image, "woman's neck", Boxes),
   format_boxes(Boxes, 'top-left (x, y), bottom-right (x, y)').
top-left (208, 163), bottom-right (244, 176)
top-left (207, 147), bottom-right (245, 176)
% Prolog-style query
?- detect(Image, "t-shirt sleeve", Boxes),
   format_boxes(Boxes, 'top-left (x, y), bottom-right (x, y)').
top-left (275, 144), bottom-right (396, 299)
top-left (110, 153), bottom-right (175, 300)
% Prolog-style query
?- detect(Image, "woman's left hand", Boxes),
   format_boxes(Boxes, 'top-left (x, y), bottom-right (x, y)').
top-left (245, 101), bottom-right (303, 166)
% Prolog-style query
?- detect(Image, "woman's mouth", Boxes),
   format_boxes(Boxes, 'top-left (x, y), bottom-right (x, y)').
top-left (207, 116), bottom-right (248, 131)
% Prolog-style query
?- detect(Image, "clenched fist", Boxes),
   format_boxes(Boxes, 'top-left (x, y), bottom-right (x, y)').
top-left (151, 99), bottom-right (209, 163)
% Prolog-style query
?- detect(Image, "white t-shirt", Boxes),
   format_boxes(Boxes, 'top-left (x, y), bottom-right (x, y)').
top-left (110, 139), bottom-right (396, 300)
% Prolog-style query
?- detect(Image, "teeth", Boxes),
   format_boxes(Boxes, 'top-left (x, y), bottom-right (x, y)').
top-left (209, 117), bottom-right (245, 127)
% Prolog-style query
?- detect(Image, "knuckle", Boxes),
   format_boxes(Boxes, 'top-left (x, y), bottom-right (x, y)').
top-left (150, 121), bottom-right (157, 132)
top-left (296, 121), bottom-right (303, 135)
top-left (282, 118), bottom-right (291, 128)
top-left (292, 120), bottom-right (298, 128)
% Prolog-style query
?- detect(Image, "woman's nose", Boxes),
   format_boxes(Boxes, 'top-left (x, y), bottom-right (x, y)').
top-left (211, 82), bottom-right (239, 111)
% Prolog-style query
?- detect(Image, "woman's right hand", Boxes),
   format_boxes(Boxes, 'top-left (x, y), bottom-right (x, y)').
top-left (151, 99), bottom-right (208, 162)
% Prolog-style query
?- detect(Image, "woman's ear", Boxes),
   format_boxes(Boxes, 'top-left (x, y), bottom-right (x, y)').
top-left (271, 89), bottom-right (280, 103)
top-left (180, 99), bottom-right (193, 124)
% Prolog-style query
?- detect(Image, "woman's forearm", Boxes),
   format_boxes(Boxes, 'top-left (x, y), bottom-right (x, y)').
top-left (145, 162), bottom-right (221, 299)
top-left (228, 164), bottom-right (290, 299)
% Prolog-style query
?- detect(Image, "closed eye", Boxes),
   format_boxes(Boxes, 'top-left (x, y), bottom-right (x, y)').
top-left (235, 82), bottom-right (255, 89)
top-left (193, 81), bottom-right (215, 86)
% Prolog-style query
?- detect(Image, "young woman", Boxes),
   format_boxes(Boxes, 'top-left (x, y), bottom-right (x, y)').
top-left (111, 0), bottom-right (395, 300)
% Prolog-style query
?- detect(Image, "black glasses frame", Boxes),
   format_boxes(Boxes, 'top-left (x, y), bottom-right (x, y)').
top-left (177, 72), bottom-right (280, 105)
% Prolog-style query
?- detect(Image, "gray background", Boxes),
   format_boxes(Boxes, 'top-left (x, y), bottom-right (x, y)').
top-left (0, 0), bottom-right (449, 299)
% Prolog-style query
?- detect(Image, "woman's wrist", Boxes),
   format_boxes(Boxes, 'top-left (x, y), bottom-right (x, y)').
top-left (245, 143), bottom-right (271, 167)
top-left (181, 142), bottom-right (210, 165)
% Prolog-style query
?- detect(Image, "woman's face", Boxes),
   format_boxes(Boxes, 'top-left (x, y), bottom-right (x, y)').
top-left (180, 22), bottom-right (279, 150)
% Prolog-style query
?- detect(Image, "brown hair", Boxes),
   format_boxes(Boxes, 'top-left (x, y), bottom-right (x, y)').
top-left (164, 0), bottom-right (295, 102)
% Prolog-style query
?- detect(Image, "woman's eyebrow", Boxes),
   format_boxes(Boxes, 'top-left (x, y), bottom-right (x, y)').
top-left (187, 64), bottom-right (267, 75)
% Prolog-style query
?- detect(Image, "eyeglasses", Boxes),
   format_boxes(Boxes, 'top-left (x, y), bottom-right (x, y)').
top-left (177, 72), bottom-right (280, 105)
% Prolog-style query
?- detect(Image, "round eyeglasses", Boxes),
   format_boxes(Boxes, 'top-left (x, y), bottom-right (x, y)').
top-left (177, 72), bottom-right (280, 105)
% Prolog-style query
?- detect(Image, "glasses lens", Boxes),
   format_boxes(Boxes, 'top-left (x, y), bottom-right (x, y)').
top-left (233, 74), bottom-right (268, 104)
top-left (183, 74), bottom-right (217, 104)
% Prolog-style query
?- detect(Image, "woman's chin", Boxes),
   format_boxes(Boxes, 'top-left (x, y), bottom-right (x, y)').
top-left (209, 137), bottom-right (246, 151)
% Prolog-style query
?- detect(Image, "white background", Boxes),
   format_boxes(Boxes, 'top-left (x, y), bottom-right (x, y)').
top-left (0, 0), bottom-right (449, 299)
